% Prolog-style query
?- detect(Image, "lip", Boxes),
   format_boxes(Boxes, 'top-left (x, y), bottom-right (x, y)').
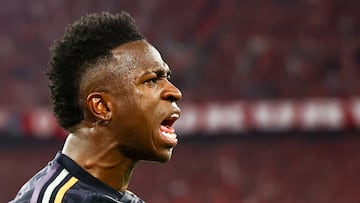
top-left (158, 108), bottom-right (181, 148)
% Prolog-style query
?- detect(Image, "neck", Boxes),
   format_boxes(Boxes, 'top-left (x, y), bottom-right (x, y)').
top-left (62, 132), bottom-right (137, 192)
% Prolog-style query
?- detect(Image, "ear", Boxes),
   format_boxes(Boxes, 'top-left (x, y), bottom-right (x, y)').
top-left (86, 92), bottom-right (113, 123)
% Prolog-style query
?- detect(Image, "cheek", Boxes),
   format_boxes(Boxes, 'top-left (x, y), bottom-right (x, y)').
top-left (131, 92), bottom-right (159, 116)
top-left (113, 100), bottom-right (154, 139)
top-left (112, 88), bottom-right (160, 134)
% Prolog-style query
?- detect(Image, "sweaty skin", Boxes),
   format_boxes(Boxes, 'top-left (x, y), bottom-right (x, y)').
top-left (62, 40), bottom-right (182, 192)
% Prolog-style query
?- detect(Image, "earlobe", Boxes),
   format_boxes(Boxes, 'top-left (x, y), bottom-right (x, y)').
top-left (87, 93), bottom-right (113, 122)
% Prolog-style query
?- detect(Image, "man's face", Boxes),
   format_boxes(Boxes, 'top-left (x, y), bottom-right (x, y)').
top-left (106, 40), bottom-right (182, 162)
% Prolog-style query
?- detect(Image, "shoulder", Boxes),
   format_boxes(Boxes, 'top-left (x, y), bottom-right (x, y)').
top-left (10, 153), bottom-right (145, 203)
top-left (10, 161), bottom-right (51, 203)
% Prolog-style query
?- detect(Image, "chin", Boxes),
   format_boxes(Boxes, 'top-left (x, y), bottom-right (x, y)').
top-left (157, 153), bottom-right (172, 163)
top-left (146, 148), bottom-right (173, 163)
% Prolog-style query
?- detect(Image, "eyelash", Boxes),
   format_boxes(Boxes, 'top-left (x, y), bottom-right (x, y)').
top-left (145, 75), bottom-right (170, 86)
top-left (147, 78), bottom-right (158, 84)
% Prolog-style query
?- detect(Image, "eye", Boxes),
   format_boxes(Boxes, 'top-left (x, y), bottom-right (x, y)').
top-left (144, 77), bottom-right (158, 86)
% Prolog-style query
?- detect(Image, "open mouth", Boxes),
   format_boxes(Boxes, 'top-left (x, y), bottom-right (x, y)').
top-left (159, 114), bottom-right (179, 147)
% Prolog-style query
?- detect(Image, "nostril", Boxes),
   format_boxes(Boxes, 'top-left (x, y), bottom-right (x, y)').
top-left (167, 95), bottom-right (177, 102)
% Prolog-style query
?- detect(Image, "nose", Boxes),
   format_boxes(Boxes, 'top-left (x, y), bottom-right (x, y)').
top-left (161, 80), bottom-right (182, 102)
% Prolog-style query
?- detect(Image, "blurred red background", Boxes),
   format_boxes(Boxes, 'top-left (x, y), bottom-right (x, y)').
top-left (1, 0), bottom-right (360, 202)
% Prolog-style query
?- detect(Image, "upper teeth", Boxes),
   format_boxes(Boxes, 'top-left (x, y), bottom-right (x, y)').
top-left (170, 113), bottom-right (180, 119)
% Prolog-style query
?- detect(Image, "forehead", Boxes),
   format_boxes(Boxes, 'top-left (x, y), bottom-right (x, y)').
top-left (80, 40), bottom-right (169, 94)
top-left (111, 40), bottom-right (169, 73)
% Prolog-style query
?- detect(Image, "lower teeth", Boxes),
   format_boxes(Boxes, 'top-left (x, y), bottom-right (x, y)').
top-left (161, 131), bottom-right (175, 139)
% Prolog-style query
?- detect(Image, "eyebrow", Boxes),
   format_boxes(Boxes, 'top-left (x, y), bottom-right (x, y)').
top-left (142, 67), bottom-right (172, 78)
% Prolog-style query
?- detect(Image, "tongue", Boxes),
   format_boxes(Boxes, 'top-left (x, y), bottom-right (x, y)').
top-left (160, 125), bottom-right (175, 134)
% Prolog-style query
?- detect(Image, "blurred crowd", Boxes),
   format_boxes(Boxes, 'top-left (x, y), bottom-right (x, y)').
top-left (2, 1), bottom-right (360, 202)
top-left (1, 0), bottom-right (360, 109)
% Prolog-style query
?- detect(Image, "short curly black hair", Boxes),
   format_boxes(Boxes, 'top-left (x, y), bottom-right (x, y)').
top-left (47, 11), bottom-right (144, 129)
